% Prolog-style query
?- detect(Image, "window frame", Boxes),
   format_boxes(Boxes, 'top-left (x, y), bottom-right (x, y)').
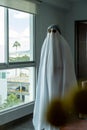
top-left (0, 6), bottom-right (36, 125)
top-left (0, 6), bottom-right (36, 69)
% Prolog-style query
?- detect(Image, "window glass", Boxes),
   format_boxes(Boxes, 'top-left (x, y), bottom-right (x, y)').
top-left (9, 9), bottom-right (33, 63)
top-left (0, 6), bottom-right (35, 112)
top-left (0, 67), bottom-right (35, 111)
top-left (0, 7), bottom-right (5, 63)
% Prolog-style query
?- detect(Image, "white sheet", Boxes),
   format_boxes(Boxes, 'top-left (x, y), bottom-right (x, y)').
top-left (33, 31), bottom-right (77, 130)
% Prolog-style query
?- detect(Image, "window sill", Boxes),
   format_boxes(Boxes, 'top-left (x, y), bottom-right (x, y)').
top-left (0, 101), bottom-right (34, 125)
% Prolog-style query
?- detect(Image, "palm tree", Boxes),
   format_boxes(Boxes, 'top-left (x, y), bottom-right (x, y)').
top-left (13, 41), bottom-right (21, 50)
top-left (12, 41), bottom-right (21, 75)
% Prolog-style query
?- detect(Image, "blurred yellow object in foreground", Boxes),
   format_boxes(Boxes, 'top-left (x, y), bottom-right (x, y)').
top-left (46, 86), bottom-right (87, 127)
top-left (46, 98), bottom-right (68, 127)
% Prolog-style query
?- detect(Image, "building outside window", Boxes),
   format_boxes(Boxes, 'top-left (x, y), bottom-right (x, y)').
top-left (0, 6), bottom-right (35, 113)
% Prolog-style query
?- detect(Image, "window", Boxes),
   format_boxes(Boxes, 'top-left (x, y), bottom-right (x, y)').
top-left (0, 6), bottom-right (35, 117)
top-left (9, 9), bottom-right (34, 62)
top-left (0, 7), bottom-right (5, 63)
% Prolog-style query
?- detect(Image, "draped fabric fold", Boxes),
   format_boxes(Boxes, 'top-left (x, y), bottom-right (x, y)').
top-left (33, 30), bottom-right (77, 130)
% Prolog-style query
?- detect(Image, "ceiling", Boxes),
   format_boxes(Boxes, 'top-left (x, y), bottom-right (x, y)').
top-left (39, 0), bottom-right (86, 10)
top-left (66, 0), bottom-right (81, 1)
top-left (26, 0), bottom-right (86, 10)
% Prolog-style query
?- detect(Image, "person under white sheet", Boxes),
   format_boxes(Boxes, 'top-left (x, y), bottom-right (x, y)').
top-left (33, 24), bottom-right (77, 130)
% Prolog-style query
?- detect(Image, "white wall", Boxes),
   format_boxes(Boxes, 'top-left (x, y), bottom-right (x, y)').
top-left (35, 3), bottom-right (66, 69)
top-left (64, 1), bottom-right (87, 58)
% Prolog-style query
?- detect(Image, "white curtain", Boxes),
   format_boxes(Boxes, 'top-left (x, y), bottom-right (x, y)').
top-left (33, 31), bottom-right (77, 130)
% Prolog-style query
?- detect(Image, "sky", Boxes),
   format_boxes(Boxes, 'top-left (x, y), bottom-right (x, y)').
top-left (0, 7), bottom-right (5, 62)
top-left (9, 9), bottom-right (32, 52)
top-left (0, 7), bottom-right (33, 62)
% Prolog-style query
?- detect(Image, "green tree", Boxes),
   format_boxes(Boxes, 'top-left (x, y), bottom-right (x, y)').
top-left (0, 93), bottom-right (21, 110)
top-left (13, 41), bottom-right (21, 50)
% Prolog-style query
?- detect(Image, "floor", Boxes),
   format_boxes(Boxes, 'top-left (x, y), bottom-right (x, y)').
top-left (61, 119), bottom-right (87, 130)
top-left (0, 114), bottom-right (34, 130)
top-left (1, 114), bottom-right (87, 130)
